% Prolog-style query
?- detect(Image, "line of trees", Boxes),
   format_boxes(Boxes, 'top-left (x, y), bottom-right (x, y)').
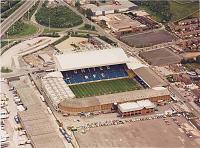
top-left (1, 0), bottom-right (20, 13)
top-left (181, 55), bottom-right (200, 64)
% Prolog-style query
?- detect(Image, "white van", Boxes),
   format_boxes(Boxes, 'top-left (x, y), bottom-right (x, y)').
top-left (17, 105), bottom-right (25, 111)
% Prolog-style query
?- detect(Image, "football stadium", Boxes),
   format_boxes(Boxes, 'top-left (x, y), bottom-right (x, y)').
top-left (42, 48), bottom-right (170, 113)
top-left (55, 48), bottom-right (141, 98)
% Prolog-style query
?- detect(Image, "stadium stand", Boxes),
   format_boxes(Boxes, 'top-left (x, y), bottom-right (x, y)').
top-left (62, 64), bottom-right (128, 84)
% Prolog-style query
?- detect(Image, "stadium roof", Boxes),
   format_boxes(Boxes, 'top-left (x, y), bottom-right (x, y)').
top-left (42, 72), bottom-right (75, 108)
top-left (55, 48), bottom-right (129, 71)
top-left (127, 57), bottom-right (147, 70)
top-left (134, 67), bottom-right (168, 88)
top-left (60, 88), bottom-right (170, 108)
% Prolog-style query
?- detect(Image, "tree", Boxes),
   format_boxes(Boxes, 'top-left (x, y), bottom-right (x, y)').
top-left (84, 23), bottom-right (91, 29)
top-left (91, 26), bottom-right (95, 31)
top-left (75, 1), bottom-right (81, 9)
top-left (196, 55), bottom-right (200, 64)
top-left (85, 9), bottom-right (93, 19)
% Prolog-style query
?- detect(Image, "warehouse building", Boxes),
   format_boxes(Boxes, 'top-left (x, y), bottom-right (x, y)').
top-left (12, 78), bottom-right (65, 148)
top-left (118, 99), bottom-right (156, 117)
top-left (81, 0), bottom-right (137, 16)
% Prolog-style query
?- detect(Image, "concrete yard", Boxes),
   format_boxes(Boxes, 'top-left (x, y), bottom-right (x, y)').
top-left (120, 30), bottom-right (176, 48)
top-left (55, 37), bottom-right (88, 53)
top-left (139, 47), bottom-right (182, 66)
top-left (23, 46), bottom-right (56, 68)
top-left (74, 118), bottom-right (200, 148)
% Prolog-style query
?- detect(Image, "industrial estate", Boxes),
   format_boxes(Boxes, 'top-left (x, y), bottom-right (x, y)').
top-left (0, 0), bottom-right (200, 148)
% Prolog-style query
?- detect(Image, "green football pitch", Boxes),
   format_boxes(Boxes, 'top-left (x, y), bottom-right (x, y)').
top-left (69, 78), bottom-right (141, 98)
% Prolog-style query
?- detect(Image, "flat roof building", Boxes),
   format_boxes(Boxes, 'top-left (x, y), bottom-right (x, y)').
top-left (12, 77), bottom-right (65, 148)
top-left (94, 13), bottom-right (147, 36)
top-left (106, 14), bottom-right (146, 35)
top-left (81, 0), bottom-right (137, 16)
top-left (118, 99), bottom-right (156, 117)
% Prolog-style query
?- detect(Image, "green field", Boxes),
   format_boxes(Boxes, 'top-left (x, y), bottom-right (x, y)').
top-left (170, 1), bottom-right (200, 22)
top-left (137, 0), bottom-right (199, 23)
top-left (69, 78), bottom-right (141, 98)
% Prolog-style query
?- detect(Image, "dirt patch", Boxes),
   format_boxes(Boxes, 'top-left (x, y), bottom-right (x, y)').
top-left (74, 118), bottom-right (199, 148)
top-left (139, 47), bottom-right (182, 66)
top-left (120, 30), bottom-right (176, 48)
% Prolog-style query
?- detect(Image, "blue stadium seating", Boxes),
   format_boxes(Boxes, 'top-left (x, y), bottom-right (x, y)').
top-left (134, 75), bottom-right (149, 88)
top-left (62, 64), bottom-right (128, 84)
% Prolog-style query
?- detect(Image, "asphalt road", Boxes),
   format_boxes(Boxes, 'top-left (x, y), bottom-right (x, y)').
top-left (169, 85), bottom-right (200, 118)
top-left (0, 0), bottom-right (36, 37)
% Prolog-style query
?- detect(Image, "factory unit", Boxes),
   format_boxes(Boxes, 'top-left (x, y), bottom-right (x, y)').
top-left (81, 0), bottom-right (137, 16)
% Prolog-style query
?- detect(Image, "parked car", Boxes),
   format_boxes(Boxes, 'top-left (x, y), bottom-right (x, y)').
top-left (64, 135), bottom-right (71, 143)
top-left (59, 127), bottom-right (66, 135)
top-left (14, 116), bottom-right (20, 124)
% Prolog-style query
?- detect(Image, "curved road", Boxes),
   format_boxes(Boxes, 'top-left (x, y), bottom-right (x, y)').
top-left (0, 0), bottom-right (36, 37)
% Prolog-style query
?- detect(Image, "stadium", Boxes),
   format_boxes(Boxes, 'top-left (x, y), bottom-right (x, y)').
top-left (42, 48), bottom-right (170, 113)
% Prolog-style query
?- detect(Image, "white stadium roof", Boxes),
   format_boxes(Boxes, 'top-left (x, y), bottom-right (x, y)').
top-left (55, 48), bottom-right (129, 71)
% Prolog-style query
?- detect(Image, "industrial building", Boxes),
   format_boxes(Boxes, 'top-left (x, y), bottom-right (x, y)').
top-left (94, 14), bottom-right (147, 36)
top-left (11, 78), bottom-right (65, 148)
top-left (81, 0), bottom-right (137, 16)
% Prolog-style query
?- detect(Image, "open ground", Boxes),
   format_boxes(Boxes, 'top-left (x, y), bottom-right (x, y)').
top-left (74, 117), bottom-right (200, 148)
top-left (120, 30), bottom-right (176, 48)
top-left (139, 47), bottom-right (182, 66)
top-left (55, 37), bottom-right (88, 53)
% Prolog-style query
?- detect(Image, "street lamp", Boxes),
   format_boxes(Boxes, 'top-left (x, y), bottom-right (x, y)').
top-left (48, 17), bottom-right (51, 31)
top-left (6, 32), bottom-right (10, 47)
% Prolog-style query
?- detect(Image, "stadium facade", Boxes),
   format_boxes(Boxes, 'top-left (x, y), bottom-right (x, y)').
top-left (58, 89), bottom-right (170, 113)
